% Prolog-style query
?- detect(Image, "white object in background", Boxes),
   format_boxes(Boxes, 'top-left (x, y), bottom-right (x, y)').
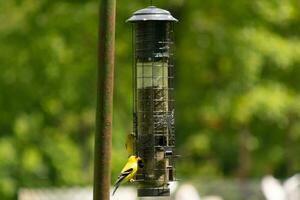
top-left (283, 174), bottom-right (300, 200)
top-left (202, 196), bottom-right (223, 200)
top-left (175, 183), bottom-right (201, 200)
top-left (111, 187), bottom-right (137, 200)
top-left (169, 181), bottom-right (179, 195)
top-left (261, 175), bottom-right (286, 200)
top-left (19, 187), bottom-right (93, 200)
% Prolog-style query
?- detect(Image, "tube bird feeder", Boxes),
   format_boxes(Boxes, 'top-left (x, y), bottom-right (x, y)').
top-left (127, 6), bottom-right (178, 197)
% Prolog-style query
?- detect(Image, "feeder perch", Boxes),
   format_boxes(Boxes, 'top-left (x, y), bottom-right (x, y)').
top-left (127, 6), bottom-right (178, 197)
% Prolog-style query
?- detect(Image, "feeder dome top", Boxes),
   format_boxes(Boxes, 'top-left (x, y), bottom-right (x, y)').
top-left (127, 6), bottom-right (178, 22)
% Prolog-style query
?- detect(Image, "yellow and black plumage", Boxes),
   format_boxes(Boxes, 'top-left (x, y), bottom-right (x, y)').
top-left (112, 155), bottom-right (143, 196)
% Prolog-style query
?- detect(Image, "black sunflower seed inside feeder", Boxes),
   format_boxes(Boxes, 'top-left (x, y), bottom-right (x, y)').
top-left (127, 6), bottom-right (178, 197)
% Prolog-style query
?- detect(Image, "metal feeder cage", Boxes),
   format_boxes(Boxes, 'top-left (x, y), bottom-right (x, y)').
top-left (127, 6), bottom-right (178, 197)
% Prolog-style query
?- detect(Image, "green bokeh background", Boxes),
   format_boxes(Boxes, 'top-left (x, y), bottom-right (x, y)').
top-left (1, 0), bottom-right (300, 199)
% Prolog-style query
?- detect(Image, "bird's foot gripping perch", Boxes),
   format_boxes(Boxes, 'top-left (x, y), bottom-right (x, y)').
top-left (130, 179), bottom-right (136, 183)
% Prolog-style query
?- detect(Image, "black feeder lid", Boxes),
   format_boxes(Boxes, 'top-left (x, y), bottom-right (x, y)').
top-left (127, 6), bottom-right (178, 22)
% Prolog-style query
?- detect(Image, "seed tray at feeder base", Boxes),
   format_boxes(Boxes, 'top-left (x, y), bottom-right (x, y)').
top-left (138, 187), bottom-right (170, 197)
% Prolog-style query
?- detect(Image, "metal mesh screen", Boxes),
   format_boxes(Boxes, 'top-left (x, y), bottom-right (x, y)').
top-left (132, 21), bottom-right (176, 195)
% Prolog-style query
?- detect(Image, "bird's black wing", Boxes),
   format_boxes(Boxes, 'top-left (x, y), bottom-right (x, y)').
top-left (112, 168), bottom-right (134, 196)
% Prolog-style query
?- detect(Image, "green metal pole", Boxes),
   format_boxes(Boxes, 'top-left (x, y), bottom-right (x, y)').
top-left (93, 0), bottom-right (115, 199)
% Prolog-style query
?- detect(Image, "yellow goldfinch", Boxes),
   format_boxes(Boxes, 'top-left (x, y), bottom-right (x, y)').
top-left (112, 155), bottom-right (143, 196)
top-left (125, 132), bottom-right (135, 156)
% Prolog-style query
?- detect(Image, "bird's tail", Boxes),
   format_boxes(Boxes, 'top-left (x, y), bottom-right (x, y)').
top-left (112, 169), bottom-right (130, 196)
top-left (112, 182), bottom-right (121, 196)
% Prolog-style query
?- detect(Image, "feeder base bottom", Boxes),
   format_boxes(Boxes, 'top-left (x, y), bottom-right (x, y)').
top-left (137, 187), bottom-right (170, 197)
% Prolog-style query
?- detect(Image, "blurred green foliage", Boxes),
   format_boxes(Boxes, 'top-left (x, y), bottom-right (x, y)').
top-left (1, 0), bottom-right (300, 199)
